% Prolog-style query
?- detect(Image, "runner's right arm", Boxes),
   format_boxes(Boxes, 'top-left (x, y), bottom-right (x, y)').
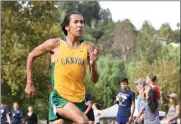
top-left (25, 38), bottom-right (59, 97)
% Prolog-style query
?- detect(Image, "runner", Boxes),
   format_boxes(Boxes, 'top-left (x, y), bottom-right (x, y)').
top-left (25, 11), bottom-right (99, 124)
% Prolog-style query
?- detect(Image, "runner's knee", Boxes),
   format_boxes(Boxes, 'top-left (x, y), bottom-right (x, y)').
top-left (75, 115), bottom-right (89, 124)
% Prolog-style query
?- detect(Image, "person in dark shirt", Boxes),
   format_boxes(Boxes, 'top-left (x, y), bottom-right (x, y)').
top-left (1, 103), bottom-right (11, 124)
top-left (11, 102), bottom-right (23, 124)
top-left (84, 93), bottom-right (95, 124)
top-left (115, 78), bottom-right (135, 124)
top-left (24, 106), bottom-right (38, 124)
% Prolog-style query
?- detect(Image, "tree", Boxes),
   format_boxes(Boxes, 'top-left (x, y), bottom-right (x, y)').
top-left (99, 8), bottom-right (112, 24)
top-left (57, 1), bottom-right (79, 13)
top-left (77, 1), bottom-right (101, 27)
top-left (85, 55), bottom-right (126, 108)
top-left (84, 27), bottom-right (103, 42)
top-left (135, 21), bottom-right (167, 63)
top-left (1, 1), bottom-right (63, 118)
top-left (161, 46), bottom-right (180, 66)
top-left (158, 23), bottom-right (174, 44)
top-left (121, 19), bottom-right (132, 24)
top-left (172, 23), bottom-right (180, 43)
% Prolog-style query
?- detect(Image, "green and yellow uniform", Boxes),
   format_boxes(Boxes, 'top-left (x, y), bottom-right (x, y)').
top-left (49, 39), bottom-right (87, 121)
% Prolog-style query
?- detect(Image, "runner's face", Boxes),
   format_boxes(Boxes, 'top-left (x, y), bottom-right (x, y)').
top-left (65, 14), bottom-right (85, 37)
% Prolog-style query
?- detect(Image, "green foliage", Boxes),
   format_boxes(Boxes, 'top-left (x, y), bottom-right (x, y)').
top-left (1, 1), bottom-right (62, 119)
top-left (99, 8), bottom-right (112, 24)
top-left (84, 27), bottom-right (103, 41)
top-left (121, 19), bottom-right (132, 24)
top-left (172, 23), bottom-right (180, 43)
top-left (85, 55), bottom-right (126, 108)
top-left (158, 23), bottom-right (172, 40)
top-left (58, 1), bottom-right (102, 27)
top-left (77, 1), bottom-right (101, 27)
top-left (57, 1), bottom-right (79, 13)
top-left (2, 1), bottom-right (29, 95)
top-left (82, 33), bottom-right (96, 43)
top-left (160, 46), bottom-right (180, 66)
top-left (136, 21), bottom-right (167, 63)
top-left (97, 21), bottom-right (115, 36)
top-left (157, 23), bottom-right (180, 44)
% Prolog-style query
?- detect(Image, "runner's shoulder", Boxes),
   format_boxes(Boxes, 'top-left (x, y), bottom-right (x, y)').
top-left (45, 38), bottom-right (61, 48)
top-left (84, 41), bottom-right (96, 47)
top-left (84, 41), bottom-right (97, 53)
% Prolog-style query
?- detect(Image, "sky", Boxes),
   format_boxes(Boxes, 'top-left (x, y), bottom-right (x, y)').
top-left (99, 1), bottom-right (180, 30)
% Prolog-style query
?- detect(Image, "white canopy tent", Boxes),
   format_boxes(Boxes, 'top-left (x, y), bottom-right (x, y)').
top-left (102, 100), bottom-right (166, 118)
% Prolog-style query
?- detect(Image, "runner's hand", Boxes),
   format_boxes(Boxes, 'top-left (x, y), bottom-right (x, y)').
top-left (89, 47), bottom-right (98, 66)
top-left (25, 81), bottom-right (36, 98)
